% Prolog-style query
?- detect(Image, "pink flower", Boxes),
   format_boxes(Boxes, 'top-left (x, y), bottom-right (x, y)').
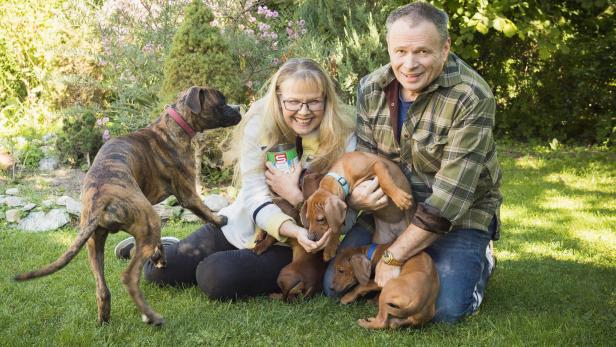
top-left (102, 129), bottom-right (110, 142)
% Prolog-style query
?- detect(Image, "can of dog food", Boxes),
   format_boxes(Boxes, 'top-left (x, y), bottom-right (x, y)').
top-left (266, 143), bottom-right (298, 174)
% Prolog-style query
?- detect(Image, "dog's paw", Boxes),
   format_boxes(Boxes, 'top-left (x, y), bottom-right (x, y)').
top-left (340, 293), bottom-right (357, 305)
top-left (213, 214), bottom-right (228, 227)
top-left (391, 191), bottom-right (412, 210)
top-left (142, 313), bottom-right (165, 326)
top-left (357, 317), bottom-right (385, 329)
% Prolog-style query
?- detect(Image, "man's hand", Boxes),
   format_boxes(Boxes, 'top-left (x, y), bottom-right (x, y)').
top-left (375, 260), bottom-right (401, 288)
top-left (348, 177), bottom-right (388, 211)
top-left (265, 161), bottom-right (303, 205)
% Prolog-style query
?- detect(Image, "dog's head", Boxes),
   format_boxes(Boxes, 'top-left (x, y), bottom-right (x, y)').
top-left (176, 86), bottom-right (241, 132)
top-left (301, 188), bottom-right (347, 242)
top-left (331, 246), bottom-right (372, 293)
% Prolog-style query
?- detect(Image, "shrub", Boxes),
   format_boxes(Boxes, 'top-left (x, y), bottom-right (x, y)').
top-left (56, 109), bottom-right (104, 167)
top-left (159, 0), bottom-right (242, 103)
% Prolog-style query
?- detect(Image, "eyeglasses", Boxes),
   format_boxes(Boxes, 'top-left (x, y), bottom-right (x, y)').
top-left (280, 98), bottom-right (325, 112)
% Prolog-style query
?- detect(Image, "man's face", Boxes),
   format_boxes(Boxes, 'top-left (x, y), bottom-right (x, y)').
top-left (387, 19), bottom-right (450, 101)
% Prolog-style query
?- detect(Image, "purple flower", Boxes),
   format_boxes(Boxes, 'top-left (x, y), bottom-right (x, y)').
top-left (102, 129), bottom-right (110, 142)
top-left (299, 19), bottom-right (306, 27)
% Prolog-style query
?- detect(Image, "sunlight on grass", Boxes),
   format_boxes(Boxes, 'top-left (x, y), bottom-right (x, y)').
top-left (514, 156), bottom-right (546, 170)
top-left (541, 195), bottom-right (585, 210)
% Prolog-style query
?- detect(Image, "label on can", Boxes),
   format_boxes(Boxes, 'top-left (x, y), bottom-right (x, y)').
top-left (266, 143), bottom-right (298, 174)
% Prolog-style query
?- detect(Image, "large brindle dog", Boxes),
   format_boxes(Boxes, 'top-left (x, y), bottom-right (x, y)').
top-left (14, 86), bottom-right (241, 326)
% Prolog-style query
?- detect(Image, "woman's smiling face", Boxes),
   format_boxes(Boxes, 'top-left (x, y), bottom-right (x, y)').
top-left (278, 77), bottom-right (325, 137)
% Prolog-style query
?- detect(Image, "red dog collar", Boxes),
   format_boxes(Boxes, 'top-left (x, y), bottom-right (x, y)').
top-left (167, 107), bottom-right (196, 139)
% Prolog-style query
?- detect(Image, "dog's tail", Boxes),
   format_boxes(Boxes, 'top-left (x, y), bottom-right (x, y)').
top-left (13, 219), bottom-right (99, 281)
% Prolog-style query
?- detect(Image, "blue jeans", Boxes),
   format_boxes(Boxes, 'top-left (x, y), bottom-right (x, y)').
top-left (323, 217), bottom-right (497, 324)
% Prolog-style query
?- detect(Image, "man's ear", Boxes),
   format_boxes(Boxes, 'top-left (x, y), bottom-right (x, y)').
top-left (185, 86), bottom-right (203, 114)
top-left (324, 195), bottom-right (347, 234)
top-left (349, 254), bottom-right (371, 285)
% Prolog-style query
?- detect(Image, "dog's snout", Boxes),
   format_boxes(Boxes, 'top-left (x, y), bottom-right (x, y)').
top-left (307, 232), bottom-right (319, 242)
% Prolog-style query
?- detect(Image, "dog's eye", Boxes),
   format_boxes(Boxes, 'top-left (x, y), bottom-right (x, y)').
top-left (317, 217), bottom-right (326, 225)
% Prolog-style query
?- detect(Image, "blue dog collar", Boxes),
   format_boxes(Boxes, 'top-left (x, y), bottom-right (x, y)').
top-left (325, 172), bottom-right (350, 198)
top-left (366, 243), bottom-right (378, 261)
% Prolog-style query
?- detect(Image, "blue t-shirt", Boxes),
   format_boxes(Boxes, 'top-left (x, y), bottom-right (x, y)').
top-left (398, 93), bottom-right (413, 142)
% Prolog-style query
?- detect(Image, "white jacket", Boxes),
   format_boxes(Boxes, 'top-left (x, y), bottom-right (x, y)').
top-left (219, 99), bottom-right (356, 249)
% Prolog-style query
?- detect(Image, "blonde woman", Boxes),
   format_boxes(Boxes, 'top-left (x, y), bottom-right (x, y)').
top-left (115, 58), bottom-right (356, 299)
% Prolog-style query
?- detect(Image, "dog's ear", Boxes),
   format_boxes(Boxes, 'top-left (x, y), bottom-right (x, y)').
top-left (185, 86), bottom-right (203, 115)
top-left (349, 254), bottom-right (371, 285)
top-left (301, 172), bottom-right (324, 199)
top-left (299, 199), bottom-right (309, 229)
top-left (324, 195), bottom-right (346, 234)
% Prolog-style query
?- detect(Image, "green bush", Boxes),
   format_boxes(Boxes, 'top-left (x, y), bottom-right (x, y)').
top-left (56, 109), bottom-right (104, 167)
top-left (159, 0), bottom-right (242, 104)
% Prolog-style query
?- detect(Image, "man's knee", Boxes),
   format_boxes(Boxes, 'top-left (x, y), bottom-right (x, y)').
top-left (433, 297), bottom-right (474, 323)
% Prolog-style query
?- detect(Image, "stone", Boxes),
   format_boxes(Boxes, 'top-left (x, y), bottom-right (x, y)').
top-left (6, 209), bottom-right (21, 223)
top-left (5, 188), bottom-right (19, 195)
top-left (18, 209), bottom-right (70, 232)
top-left (5, 196), bottom-right (25, 207)
top-left (56, 196), bottom-right (70, 206)
top-left (64, 197), bottom-right (82, 216)
top-left (181, 210), bottom-right (202, 223)
top-left (153, 204), bottom-right (182, 221)
top-left (39, 157), bottom-right (59, 171)
top-left (42, 199), bottom-right (55, 208)
top-left (203, 194), bottom-right (230, 212)
top-left (23, 203), bottom-right (37, 211)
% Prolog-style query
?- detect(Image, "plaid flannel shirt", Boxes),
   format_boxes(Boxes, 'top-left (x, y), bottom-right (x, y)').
top-left (356, 53), bottom-right (502, 236)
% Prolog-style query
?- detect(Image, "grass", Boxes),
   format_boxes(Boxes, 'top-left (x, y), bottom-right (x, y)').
top-left (1, 144), bottom-right (615, 346)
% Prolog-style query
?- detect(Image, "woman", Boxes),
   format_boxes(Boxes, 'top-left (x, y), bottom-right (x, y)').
top-left (115, 58), bottom-right (356, 299)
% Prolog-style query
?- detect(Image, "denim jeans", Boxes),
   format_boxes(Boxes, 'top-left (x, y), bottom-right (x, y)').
top-left (323, 216), bottom-right (497, 324)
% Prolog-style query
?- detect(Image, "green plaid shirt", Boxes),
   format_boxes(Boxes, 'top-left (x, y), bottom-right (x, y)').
top-left (356, 53), bottom-right (502, 234)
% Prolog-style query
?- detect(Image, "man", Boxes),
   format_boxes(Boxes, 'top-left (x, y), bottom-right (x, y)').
top-left (325, 2), bottom-right (502, 323)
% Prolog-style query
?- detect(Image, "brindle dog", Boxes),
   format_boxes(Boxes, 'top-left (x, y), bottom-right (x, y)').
top-left (14, 86), bottom-right (241, 326)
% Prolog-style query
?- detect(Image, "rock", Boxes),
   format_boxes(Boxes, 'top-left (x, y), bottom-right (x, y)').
top-left (203, 194), bottom-right (230, 212)
top-left (56, 195), bottom-right (71, 206)
top-left (0, 196), bottom-right (5, 205)
top-left (64, 197), bottom-right (82, 216)
top-left (42, 199), bottom-right (55, 208)
top-left (6, 209), bottom-right (21, 223)
top-left (5, 196), bottom-right (25, 207)
top-left (181, 210), bottom-right (202, 222)
top-left (42, 133), bottom-right (56, 143)
top-left (5, 188), bottom-right (19, 195)
top-left (18, 209), bottom-right (70, 232)
top-left (23, 203), bottom-right (37, 211)
top-left (153, 204), bottom-right (182, 221)
top-left (39, 157), bottom-right (59, 171)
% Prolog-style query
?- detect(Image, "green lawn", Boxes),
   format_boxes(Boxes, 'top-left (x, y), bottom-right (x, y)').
top-left (1, 144), bottom-right (614, 346)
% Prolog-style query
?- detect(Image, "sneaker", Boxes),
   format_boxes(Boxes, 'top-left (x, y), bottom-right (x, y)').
top-left (114, 236), bottom-right (180, 260)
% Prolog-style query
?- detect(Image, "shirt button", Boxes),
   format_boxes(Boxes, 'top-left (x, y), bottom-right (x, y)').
top-left (390, 103), bottom-right (395, 106)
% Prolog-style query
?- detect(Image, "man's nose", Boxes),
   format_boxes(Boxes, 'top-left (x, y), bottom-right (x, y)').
top-left (402, 54), bottom-right (418, 69)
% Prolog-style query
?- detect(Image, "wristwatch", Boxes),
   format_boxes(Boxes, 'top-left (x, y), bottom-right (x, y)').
top-left (381, 250), bottom-right (404, 266)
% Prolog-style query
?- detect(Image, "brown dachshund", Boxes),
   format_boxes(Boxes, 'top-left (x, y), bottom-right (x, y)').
top-left (331, 243), bottom-right (439, 329)
top-left (14, 86), bottom-right (241, 326)
top-left (252, 172), bottom-right (326, 301)
top-left (303, 152), bottom-right (414, 261)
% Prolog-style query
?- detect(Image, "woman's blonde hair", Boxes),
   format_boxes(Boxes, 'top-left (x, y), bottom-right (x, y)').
top-left (231, 58), bottom-right (355, 177)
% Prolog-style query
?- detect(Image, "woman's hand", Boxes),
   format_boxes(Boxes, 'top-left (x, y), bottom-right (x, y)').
top-left (348, 177), bottom-right (389, 211)
top-left (279, 221), bottom-right (332, 253)
top-left (265, 161), bottom-right (303, 206)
